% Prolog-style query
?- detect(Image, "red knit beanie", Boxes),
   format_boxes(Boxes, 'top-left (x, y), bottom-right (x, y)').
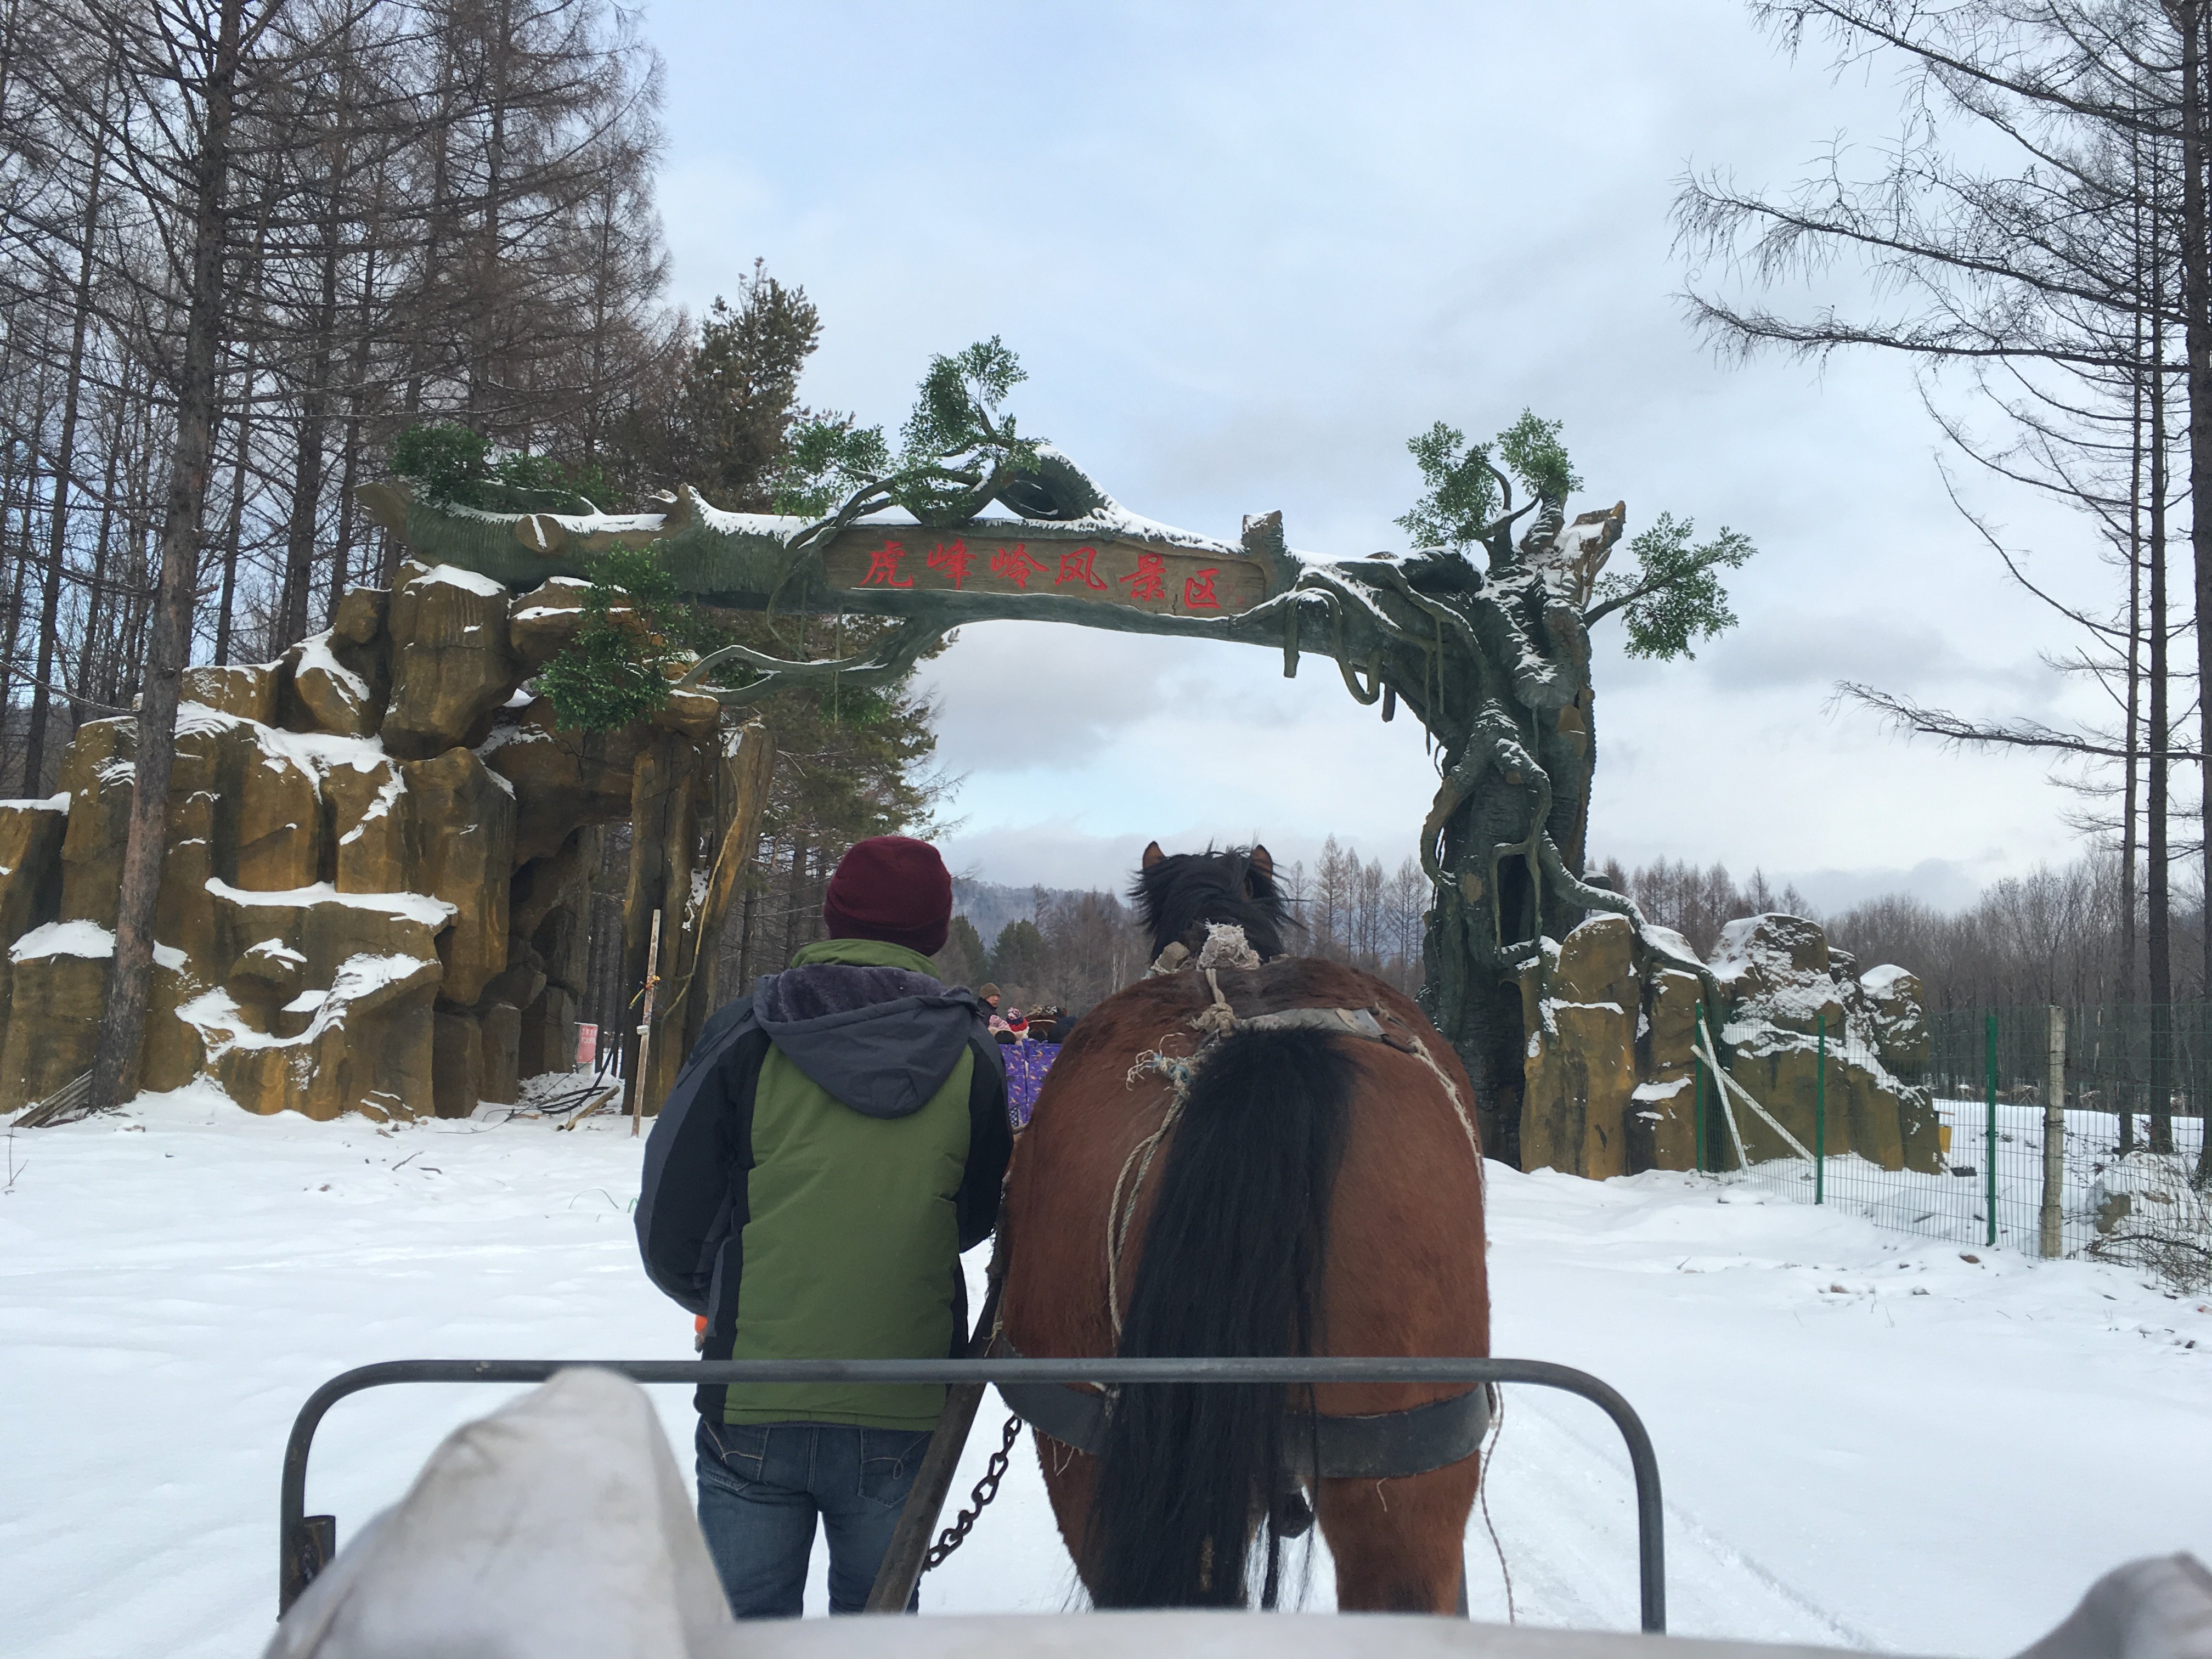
top-left (822, 836), bottom-right (953, 957)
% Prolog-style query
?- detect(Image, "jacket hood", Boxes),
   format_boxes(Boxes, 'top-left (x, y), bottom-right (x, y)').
top-left (753, 939), bottom-right (995, 1119)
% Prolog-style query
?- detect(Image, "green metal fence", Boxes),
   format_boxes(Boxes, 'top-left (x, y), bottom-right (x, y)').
top-left (1686, 1003), bottom-right (2212, 1285)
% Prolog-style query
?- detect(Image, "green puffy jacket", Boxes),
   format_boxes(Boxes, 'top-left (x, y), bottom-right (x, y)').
top-left (636, 938), bottom-right (1011, 1429)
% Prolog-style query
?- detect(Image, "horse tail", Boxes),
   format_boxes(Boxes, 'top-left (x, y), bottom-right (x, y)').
top-left (1087, 1026), bottom-right (1354, 1609)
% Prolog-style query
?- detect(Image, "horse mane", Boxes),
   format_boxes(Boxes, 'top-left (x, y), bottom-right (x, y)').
top-left (1128, 844), bottom-right (1295, 961)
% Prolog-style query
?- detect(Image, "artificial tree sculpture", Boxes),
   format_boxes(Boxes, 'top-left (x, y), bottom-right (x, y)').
top-left (363, 346), bottom-right (1750, 1158)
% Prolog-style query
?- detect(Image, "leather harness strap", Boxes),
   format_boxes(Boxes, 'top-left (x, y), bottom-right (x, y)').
top-left (991, 1336), bottom-right (1492, 1482)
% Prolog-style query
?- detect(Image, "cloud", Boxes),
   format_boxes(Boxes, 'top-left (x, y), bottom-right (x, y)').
top-left (1779, 858), bottom-right (2010, 916)
top-left (643, 0), bottom-right (2147, 915)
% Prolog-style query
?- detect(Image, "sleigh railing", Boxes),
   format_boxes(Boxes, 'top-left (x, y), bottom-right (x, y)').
top-left (280, 1355), bottom-right (1667, 1632)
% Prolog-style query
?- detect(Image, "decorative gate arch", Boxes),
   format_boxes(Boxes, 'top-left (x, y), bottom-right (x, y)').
top-left (363, 442), bottom-right (1714, 1160)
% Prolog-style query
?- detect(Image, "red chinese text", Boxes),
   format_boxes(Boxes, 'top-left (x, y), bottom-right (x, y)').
top-left (860, 539), bottom-right (913, 588)
top-left (1182, 567), bottom-right (1222, 610)
top-left (990, 544), bottom-right (1048, 589)
top-left (1119, 552), bottom-right (1167, 603)
top-left (1054, 546), bottom-right (1108, 591)
top-left (926, 540), bottom-right (974, 589)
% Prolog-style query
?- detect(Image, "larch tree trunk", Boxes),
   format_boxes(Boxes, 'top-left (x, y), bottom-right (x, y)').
top-left (88, 0), bottom-right (247, 1115)
top-left (24, 98), bottom-right (108, 792)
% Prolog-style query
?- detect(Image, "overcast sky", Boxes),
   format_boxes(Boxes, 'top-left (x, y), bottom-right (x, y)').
top-left (643, 0), bottom-right (2121, 909)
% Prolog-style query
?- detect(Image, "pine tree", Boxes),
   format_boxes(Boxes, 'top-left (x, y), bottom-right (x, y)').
top-left (668, 261), bottom-right (822, 509)
top-left (934, 915), bottom-right (989, 989)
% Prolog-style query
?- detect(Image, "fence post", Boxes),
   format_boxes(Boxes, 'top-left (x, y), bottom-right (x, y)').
top-left (1814, 1012), bottom-right (1826, 1204)
top-left (1694, 1001), bottom-right (1707, 1174)
top-left (1984, 1011), bottom-right (1999, 1249)
top-left (2041, 1006), bottom-right (2065, 1259)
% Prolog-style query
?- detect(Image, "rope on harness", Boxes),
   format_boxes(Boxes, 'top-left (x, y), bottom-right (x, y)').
top-left (1477, 1386), bottom-right (1515, 1621)
top-left (1107, 923), bottom-right (1483, 1336)
top-left (1107, 1062), bottom-right (1187, 1342)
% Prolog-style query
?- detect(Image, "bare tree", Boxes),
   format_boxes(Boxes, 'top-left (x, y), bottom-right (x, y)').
top-left (1676, 2), bottom-right (2212, 1154)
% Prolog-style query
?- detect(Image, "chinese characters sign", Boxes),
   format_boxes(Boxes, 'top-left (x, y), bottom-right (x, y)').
top-left (822, 528), bottom-right (1266, 616)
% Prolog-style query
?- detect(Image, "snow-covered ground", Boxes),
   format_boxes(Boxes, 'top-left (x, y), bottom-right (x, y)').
top-left (3, 1085), bottom-right (2206, 1658)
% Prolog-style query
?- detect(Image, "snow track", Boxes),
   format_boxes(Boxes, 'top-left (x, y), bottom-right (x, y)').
top-left (2, 1087), bottom-right (2205, 1657)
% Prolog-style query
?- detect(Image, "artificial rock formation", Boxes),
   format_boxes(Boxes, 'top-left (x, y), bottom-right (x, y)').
top-left (1518, 909), bottom-right (1939, 1180)
top-left (0, 562), bottom-right (721, 1122)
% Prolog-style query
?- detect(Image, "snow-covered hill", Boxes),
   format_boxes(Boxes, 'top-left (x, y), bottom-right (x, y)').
top-left (1, 1086), bottom-right (2205, 1657)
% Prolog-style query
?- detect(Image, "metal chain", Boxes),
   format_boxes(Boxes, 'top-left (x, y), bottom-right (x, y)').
top-left (921, 1413), bottom-right (1022, 1574)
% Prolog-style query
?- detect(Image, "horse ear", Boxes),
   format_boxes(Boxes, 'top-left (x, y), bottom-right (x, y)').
top-left (1141, 840), bottom-right (1165, 870)
top-left (1249, 844), bottom-right (1274, 881)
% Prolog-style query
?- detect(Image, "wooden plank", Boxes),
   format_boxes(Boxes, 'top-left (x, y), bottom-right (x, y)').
top-left (819, 525), bottom-right (1269, 617)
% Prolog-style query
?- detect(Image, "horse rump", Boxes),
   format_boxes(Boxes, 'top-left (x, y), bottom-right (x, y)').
top-left (1086, 1025), bottom-right (1353, 1609)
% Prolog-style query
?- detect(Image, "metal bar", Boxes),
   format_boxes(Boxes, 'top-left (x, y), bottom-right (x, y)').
top-left (1814, 1013), bottom-right (1825, 1204)
top-left (280, 1356), bottom-right (1667, 1633)
top-left (1985, 1012), bottom-right (1999, 1248)
top-left (2042, 1006), bottom-right (2066, 1259)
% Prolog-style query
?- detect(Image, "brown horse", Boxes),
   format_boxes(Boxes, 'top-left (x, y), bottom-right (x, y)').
top-left (998, 842), bottom-right (1491, 1612)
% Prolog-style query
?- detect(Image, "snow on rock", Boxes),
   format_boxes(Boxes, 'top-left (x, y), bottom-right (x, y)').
top-left (421, 562), bottom-right (512, 599)
top-left (205, 878), bottom-right (454, 928)
top-left (1701, 914), bottom-right (1940, 1173)
top-left (296, 632), bottom-right (370, 699)
top-left (289, 630), bottom-right (381, 738)
top-left (178, 660), bottom-right (283, 724)
top-left (10, 918), bottom-right (115, 961)
top-left (382, 562), bottom-right (522, 760)
top-left (0, 560), bottom-right (723, 1125)
top-left (1712, 913), bottom-right (1842, 1046)
top-left (1639, 921), bottom-right (1700, 968)
top-left (178, 945), bottom-right (443, 1121)
top-left (1520, 909), bottom-right (1938, 1180)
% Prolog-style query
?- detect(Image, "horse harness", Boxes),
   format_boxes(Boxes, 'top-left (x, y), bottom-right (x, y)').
top-left (994, 924), bottom-right (1493, 1496)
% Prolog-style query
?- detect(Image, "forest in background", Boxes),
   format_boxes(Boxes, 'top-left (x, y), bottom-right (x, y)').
top-left (928, 841), bottom-right (1434, 1016)
top-left (1593, 851), bottom-right (2206, 1013)
top-left (934, 844), bottom-right (2208, 1020)
top-left (13, 2), bottom-right (2212, 1096)
top-left (0, 0), bottom-right (949, 1062)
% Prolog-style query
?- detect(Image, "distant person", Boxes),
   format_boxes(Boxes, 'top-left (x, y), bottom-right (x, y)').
top-left (636, 835), bottom-right (1012, 1619)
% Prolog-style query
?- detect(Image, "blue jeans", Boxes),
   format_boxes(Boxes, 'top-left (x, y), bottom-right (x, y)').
top-left (695, 1418), bottom-right (933, 1617)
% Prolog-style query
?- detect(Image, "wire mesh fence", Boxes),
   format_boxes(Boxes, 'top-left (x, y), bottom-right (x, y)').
top-left (1689, 1004), bottom-right (2212, 1287)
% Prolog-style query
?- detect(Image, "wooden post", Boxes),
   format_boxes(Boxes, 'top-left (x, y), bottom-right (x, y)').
top-left (620, 733), bottom-right (694, 1113)
top-left (2041, 1005), bottom-right (2066, 1259)
top-left (1692, 1002), bottom-right (1706, 1173)
top-left (677, 720), bottom-right (775, 1059)
top-left (864, 1271), bottom-right (1003, 1613)
top-left (630, 909), bottom-right (662, 1137)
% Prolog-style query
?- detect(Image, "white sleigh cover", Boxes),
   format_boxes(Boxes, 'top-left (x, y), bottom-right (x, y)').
top-left (264, 1366), bottom-right (733, 1659)
top-left (259, 1364), bottom-right (2212, 1659)
top-left (2016, 1556), bottom-right (2212, 1659)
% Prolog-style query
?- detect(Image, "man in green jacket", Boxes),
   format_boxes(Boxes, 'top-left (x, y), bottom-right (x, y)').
top-left (636, 836), bottom-right (1011, 1618)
